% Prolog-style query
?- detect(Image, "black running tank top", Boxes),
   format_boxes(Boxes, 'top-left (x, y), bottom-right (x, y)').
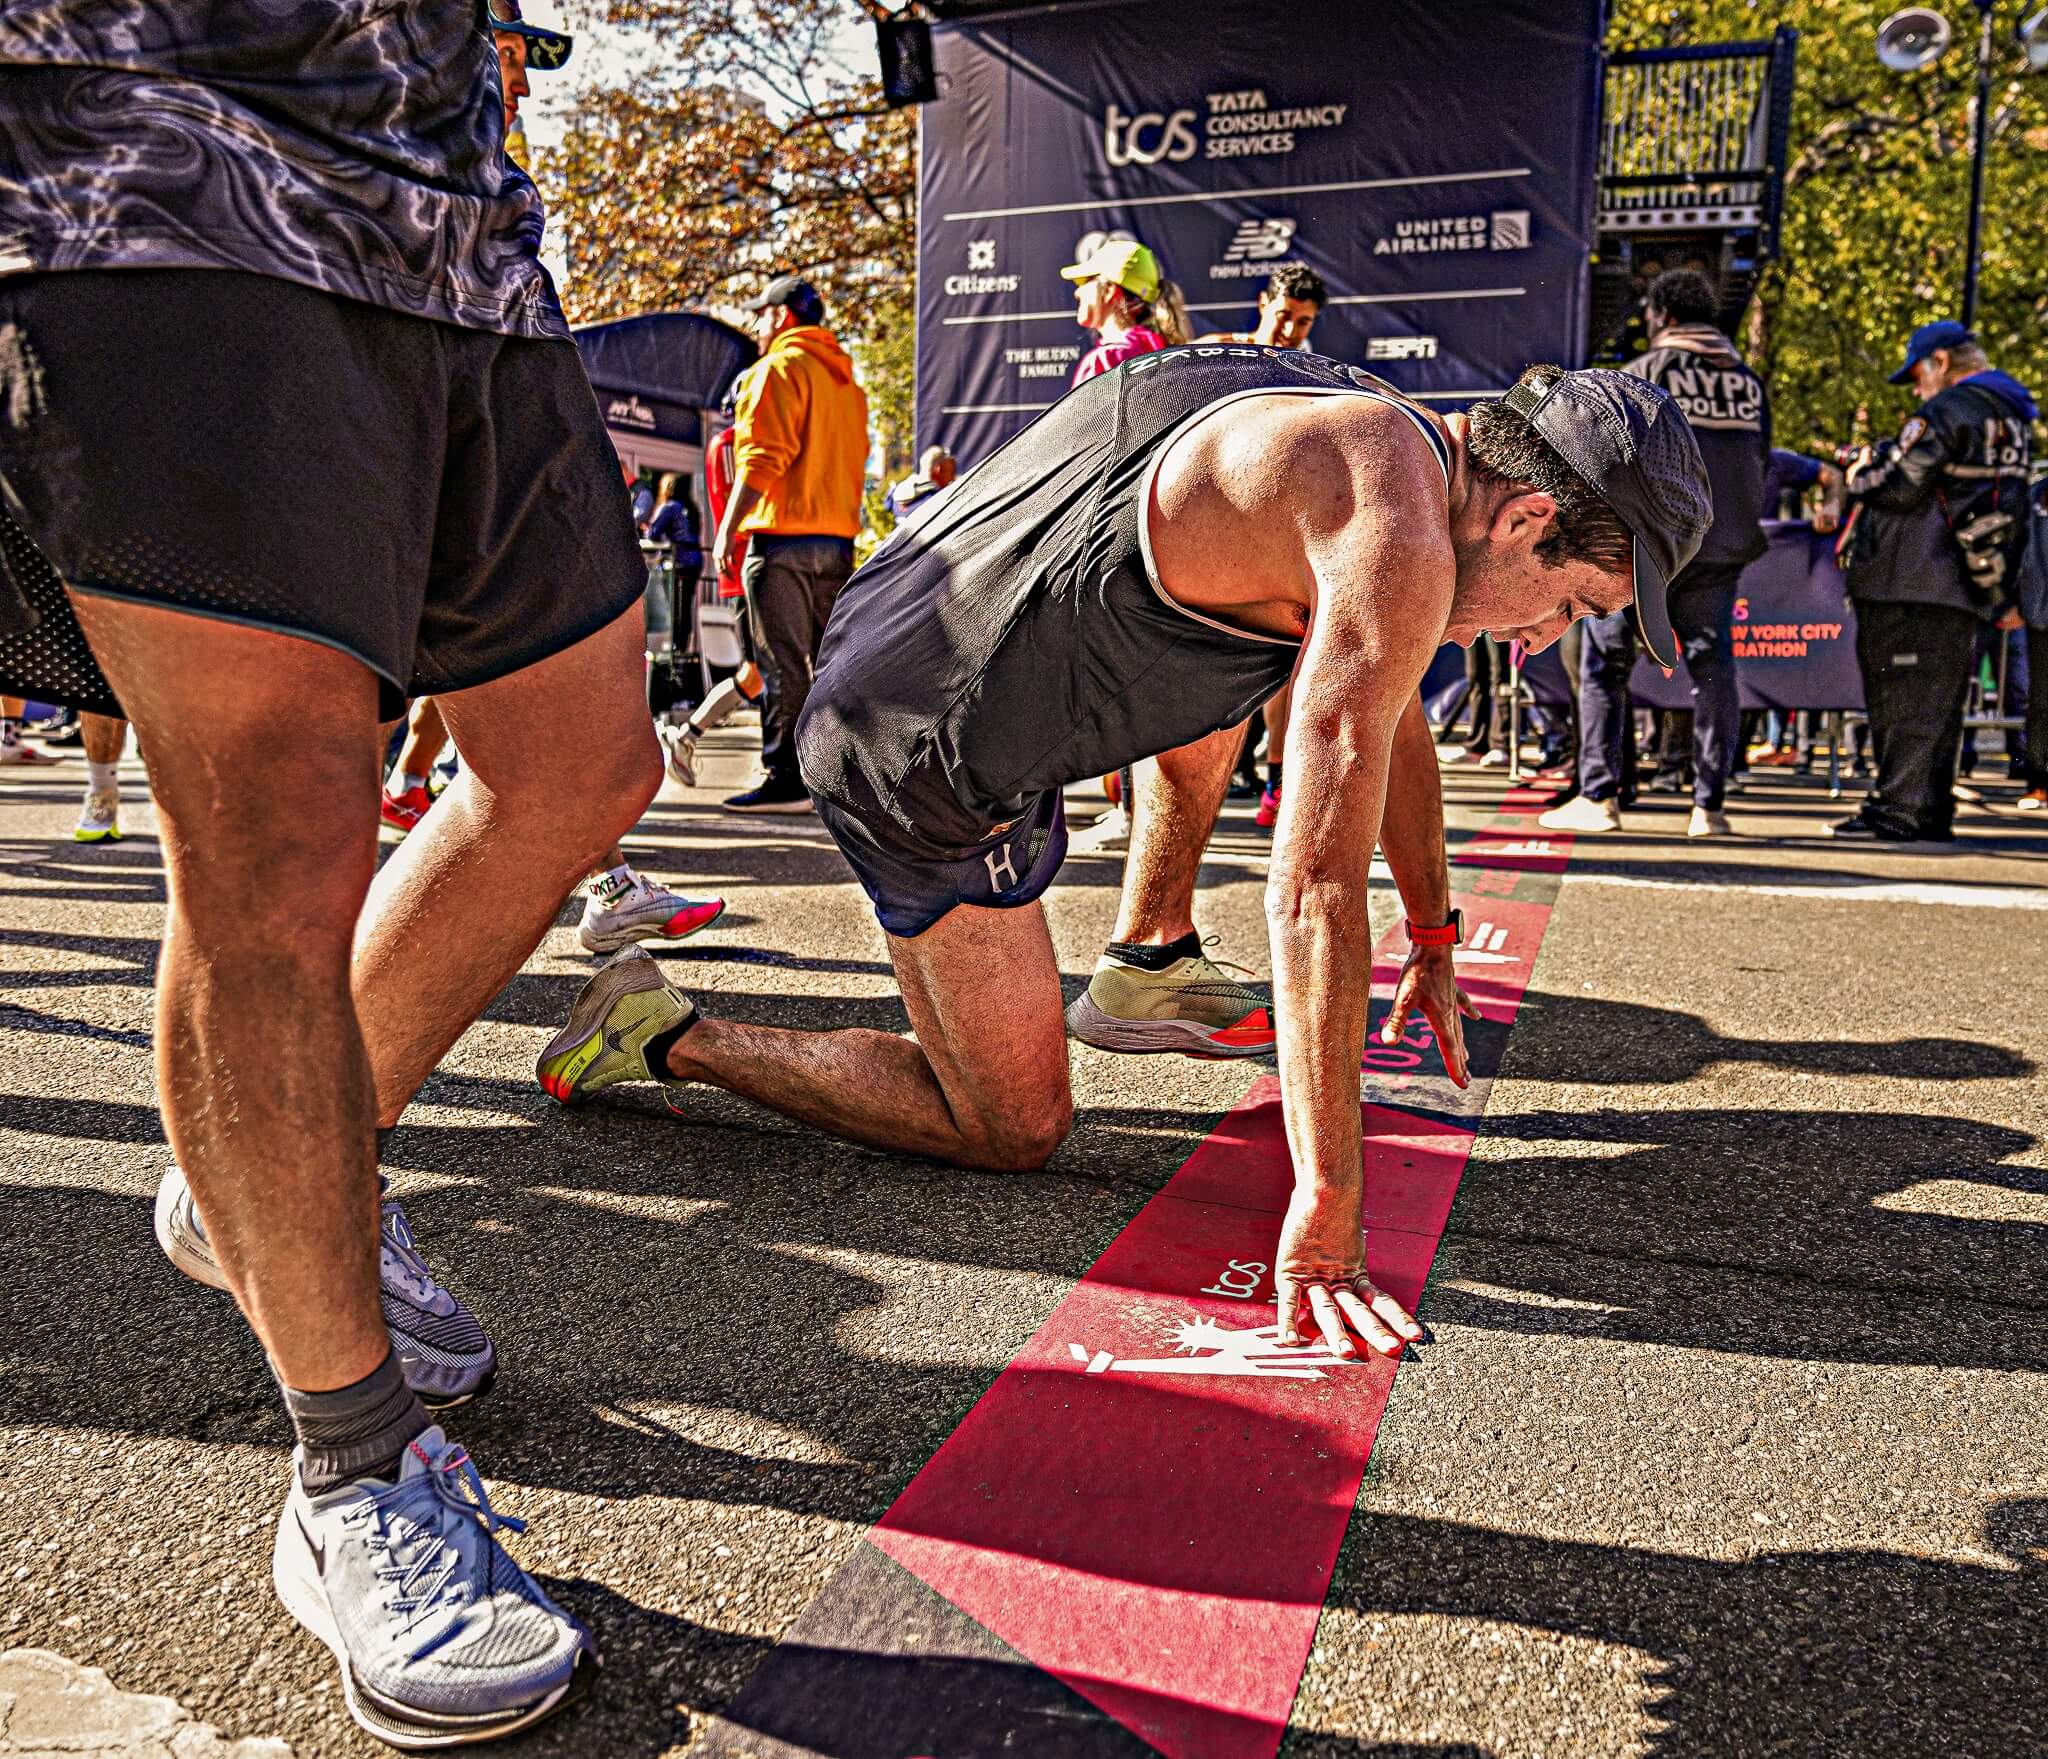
top-left (798, 346), bottom-right (1451, 850)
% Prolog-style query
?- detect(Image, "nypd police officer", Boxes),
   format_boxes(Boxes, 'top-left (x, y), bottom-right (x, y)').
top-left (1542, 268), bottom-right (1768, 840)
top-left (1835, 321), bottom-right (2037, 842)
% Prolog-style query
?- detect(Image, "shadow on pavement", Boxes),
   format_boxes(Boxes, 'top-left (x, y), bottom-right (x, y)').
top-left (1299, 1501), bottom-right (2045, 1759)
top-left (1498, 990), bottom-right (2031, 1085)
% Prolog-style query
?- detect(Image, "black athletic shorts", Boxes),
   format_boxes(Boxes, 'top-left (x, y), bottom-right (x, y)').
top-left (812, 787), bottom-right (1068, 939)
top-left (0, 269), bottom-right (644, 721)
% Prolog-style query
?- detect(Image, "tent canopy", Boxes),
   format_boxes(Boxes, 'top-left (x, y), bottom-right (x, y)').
top-left (573, 311), bottom-right (757, 449)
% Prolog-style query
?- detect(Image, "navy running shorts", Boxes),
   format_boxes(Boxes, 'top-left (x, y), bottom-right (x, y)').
top-left (813, 787), bottom-right (1068, 939)
top-left (0, 269), bottom-right (645, 721)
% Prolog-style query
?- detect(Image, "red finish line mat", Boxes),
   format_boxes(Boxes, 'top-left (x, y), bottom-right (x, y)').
top-left (698, 804), bottom-right (1571, 1758)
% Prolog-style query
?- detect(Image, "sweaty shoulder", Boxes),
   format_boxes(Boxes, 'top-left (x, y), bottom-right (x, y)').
top-left (1286, 394), bottom-right (1452, 547)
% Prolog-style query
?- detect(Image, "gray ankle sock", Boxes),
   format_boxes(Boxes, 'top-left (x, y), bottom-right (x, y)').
top-left (279, 1350), bottom-right (428, 1495)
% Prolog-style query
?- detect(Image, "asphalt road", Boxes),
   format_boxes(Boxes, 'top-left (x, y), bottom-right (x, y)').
top-left (2, 724), bottom-right (2044, 1759)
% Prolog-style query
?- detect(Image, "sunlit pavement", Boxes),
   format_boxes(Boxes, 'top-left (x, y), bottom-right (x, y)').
top-left (2, 725), bottom-right (2042, 1757)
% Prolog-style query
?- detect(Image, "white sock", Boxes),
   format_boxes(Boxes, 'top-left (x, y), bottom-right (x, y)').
top-left (688, 677), bottom-right (746, 733)
top-left (86, 760), bottom-right (119, 794)
top-left (386, 761), bottom-right (430, 794)
top-left (588, 862), bottom-right (636, 903)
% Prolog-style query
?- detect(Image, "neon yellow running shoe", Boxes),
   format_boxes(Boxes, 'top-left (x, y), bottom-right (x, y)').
top-left (1064, 940), bottom-right (1274, 1058)
top-left (536, 947), bottom-right (697, 1105)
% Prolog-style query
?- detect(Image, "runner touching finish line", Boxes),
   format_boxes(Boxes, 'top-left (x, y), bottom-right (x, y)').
top-left (540, 348), bottom-right (1710, 1356)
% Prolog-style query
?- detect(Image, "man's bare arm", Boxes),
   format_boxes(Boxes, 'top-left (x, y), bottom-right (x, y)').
top-left (1267, 422), bottom-right (1453, 1356)
top-left (1376, 693), bottom-right (1481, 1086)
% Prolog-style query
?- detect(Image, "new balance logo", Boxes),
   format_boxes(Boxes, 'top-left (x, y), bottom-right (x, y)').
top-left (1223, 217), bottom-right (1297, 263)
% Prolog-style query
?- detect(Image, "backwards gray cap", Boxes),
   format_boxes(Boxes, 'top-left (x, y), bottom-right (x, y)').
top-left (1501, 367), bottom-right (1712, 670)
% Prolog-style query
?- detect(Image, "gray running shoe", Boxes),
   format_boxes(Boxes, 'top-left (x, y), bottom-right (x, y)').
top-left (1064, 944), bottom-right (1274, 1057)
top-left (576, 872), bottom-right (725, 954)
top-left (154, 1165), bottom-right (496, 1408)
top-left (273, 1425), bottom-right (596, 1749)
top-left (660, 720), bottom-right (701, 788)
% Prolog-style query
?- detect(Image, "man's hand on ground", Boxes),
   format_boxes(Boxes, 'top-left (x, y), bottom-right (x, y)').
top-left (1273, 1187), bottom-right (1423, 1357)
top-left (1380, 943), bottom-right (1481, 1087)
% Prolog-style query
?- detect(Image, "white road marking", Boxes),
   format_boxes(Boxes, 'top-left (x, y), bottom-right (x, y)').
top-left (1568, 874), bottom-right (2048, 910)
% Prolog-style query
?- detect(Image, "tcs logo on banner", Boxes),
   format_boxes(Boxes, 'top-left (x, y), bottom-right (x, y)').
top-left (1102, 101), bottom-right (1198, 166)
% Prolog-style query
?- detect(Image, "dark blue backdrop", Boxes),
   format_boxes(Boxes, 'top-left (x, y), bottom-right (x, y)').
top-left (915, 0), bottom-right (1604, 464)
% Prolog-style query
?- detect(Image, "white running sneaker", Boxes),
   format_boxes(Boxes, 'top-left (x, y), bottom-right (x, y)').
top-left (273, 1426), bottom-right (596, 1749)
top-left (1537, 794), bottom-right (1622, 834)
top-left (154, 1165), bottom-right (496, 1408)
top-left (660, 720), bottom-right (701, 788)
top-left (0, 738), bottom-right (51, 765)
top-left (75, 787), bottom-right (121, 842)
top-left (577, 872), bottom-right (726, 954)
top-left (1687, 806), bottom-right (1734, 838)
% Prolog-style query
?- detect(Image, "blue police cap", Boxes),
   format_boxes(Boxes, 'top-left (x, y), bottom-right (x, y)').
top-left (1889, 320), bottom-right (1973, 385)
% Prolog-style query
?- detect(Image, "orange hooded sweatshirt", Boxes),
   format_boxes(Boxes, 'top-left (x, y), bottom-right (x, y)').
top-left (732, 325), bottom-right (869, 539)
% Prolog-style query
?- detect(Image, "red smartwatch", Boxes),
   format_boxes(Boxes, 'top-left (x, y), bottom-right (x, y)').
top-left (1404, 908), bottom-right (1463, 949)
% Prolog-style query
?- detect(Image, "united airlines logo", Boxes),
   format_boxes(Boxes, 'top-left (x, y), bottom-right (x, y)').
top-left (1374, 209), bottom-right (1533, 256)
top-left (1223, 218), bottom-right (1298, 263)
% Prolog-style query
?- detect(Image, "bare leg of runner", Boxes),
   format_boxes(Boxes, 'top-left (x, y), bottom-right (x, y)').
top-left (81, 710), bottom-right (127, 766)
top-left (666, 900), bottom-right (1072, 1171)
top-left (69, 596), bottom-right (391, 1390)
top-left (390, 695), bottom-right (447, 786)
top-left (1111, 721), bottom-right (1242, 946)
top-left (74, 711), bottom-right (128, 841)
top-left (353, 608), bottom-right (661, 1125)
top-left (1059, 720), bottom-right (1274, 1057)
top-left (1262, 685), bottom-right (1291, 777)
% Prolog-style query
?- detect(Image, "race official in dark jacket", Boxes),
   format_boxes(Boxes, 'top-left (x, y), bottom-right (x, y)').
top-left (1541, 269), bottom-right (1766, 840)
top-left (1835, 320), bottom-right (2037, 841)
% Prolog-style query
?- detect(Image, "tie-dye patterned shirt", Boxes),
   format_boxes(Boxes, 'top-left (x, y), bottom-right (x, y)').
top-left (0, 1), bottom-right (567, 340)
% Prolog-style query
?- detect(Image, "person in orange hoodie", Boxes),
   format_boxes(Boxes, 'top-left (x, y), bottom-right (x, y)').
top-left (710, 276), bottom-right (869, 812)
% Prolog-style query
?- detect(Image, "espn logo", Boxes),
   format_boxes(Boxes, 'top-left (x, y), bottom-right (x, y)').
top-left (1367, 336), bottom-right (1438, 361)
top-left (1222, 218), bottom-right (1298, 263)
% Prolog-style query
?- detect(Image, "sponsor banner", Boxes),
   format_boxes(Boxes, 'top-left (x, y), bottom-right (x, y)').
top-left (1516, 523), bottom-right (1866, 712)
top-left (697, 794), bottom-right (1573, 1759)
top-left (916, 0), bottom-right (1603, 464)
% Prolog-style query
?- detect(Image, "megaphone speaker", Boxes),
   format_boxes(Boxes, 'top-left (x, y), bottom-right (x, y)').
top-left (1876, 7), bottom-right (1953, 71)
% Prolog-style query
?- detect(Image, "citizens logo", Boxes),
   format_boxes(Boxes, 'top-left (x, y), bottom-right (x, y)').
top-left (945, 237), bottom-right (1020, 297)
top-left (1373, 209), bottom-right (1533, 256)
top-left (1367, 335), bottom-right (1439, 362)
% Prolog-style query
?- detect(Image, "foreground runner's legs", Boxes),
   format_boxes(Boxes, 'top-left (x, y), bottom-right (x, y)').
top-left (353, 607), bottom-right (663, 1122)
top-left (71, 597), bottom-right (597, 1746)
top-left (74, 711), bottom-right (127, 841)
top-left (545, 897), bottom-right (1073, 1171)
top-left (1065, 721), bottom-right (1275, 1058)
